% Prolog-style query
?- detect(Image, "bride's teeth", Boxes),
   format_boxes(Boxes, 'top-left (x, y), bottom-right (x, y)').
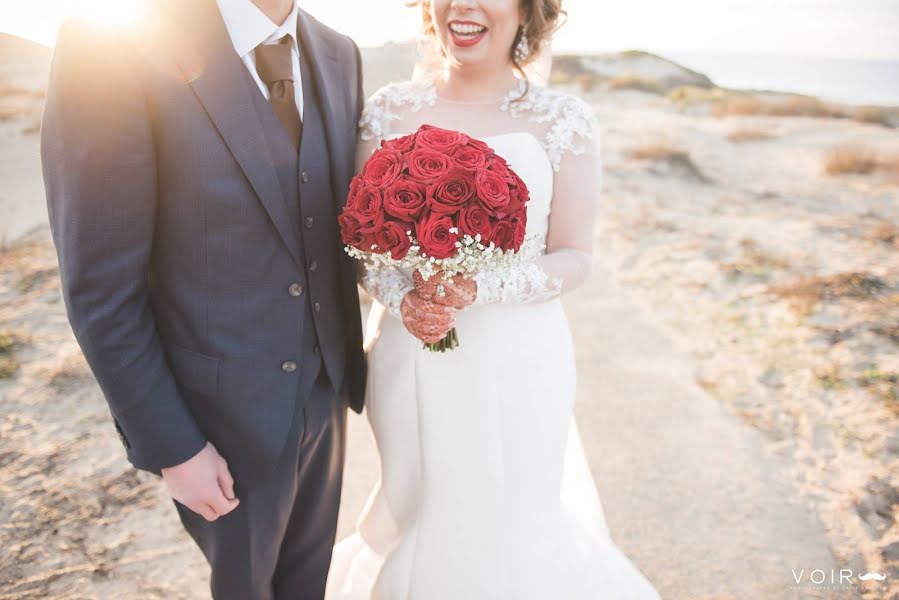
top-left (450, 23), bottom-right (486, 35)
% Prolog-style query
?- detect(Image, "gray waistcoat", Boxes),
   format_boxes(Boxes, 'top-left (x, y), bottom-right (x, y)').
top-left (244, 41), bottom-right (347, 401)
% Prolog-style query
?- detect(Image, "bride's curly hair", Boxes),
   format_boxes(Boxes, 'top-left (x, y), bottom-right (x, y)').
top-left (408, 0), bottom-right (566, 95)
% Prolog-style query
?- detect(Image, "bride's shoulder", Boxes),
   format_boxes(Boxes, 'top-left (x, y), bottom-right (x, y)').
top-left (359, 79), bottom-right (436, 141)
top-left (510, 83), bottom-right (594, 125)
top-left (510, 83), bottom-right (599, 171)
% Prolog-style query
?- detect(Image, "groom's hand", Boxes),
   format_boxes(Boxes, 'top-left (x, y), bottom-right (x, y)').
top-left (400, 290), bottom-right (455, 344)
top-left (161, 441), bottom-right (240, 522)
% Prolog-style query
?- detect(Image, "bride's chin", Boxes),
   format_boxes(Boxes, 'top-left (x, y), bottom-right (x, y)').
top-left (442, 49), bottom-right (490, 68)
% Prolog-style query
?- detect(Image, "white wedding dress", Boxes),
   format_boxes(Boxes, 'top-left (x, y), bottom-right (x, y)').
top-left (325, 75), bottom-right (661, 600)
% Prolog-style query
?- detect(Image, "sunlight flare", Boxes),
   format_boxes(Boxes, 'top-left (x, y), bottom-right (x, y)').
top-left (69, 0), bottom-right (147, 30)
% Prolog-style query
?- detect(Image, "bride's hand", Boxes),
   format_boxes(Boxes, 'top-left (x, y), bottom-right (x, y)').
top-left (413, 271), bottom-right (477, 310)
top-left (400, 290), bottom-right (456, 344)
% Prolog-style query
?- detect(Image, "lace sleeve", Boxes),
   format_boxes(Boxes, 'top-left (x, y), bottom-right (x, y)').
top-left (358, 86), bottom-right (392, 143)
top-left (502, 86), bottom-right (597, 172)
top-left (358, 263), bottom-right (414, 320)
top-left (473, 99), bottom-right (602, 306)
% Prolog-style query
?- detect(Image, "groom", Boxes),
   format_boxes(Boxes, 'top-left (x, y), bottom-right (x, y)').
top-left (41, 0), bottom-right (366, 597)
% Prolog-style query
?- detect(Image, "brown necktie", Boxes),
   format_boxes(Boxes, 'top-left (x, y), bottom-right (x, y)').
top-left (255, 36), bottom-right (302, 149)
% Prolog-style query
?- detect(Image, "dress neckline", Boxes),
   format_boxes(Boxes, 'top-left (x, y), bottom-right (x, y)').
top-left (419, 75), bottom-right (529, 110)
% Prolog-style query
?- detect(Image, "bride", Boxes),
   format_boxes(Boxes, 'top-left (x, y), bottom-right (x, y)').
top-left (326, 0), bottom-right (661, 598)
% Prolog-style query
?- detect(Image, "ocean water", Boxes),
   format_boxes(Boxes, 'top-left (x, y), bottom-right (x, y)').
top-left (663, 52), bottom-right (899, 107)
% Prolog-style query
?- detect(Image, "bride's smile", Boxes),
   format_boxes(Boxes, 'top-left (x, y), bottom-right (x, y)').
top-left (447, 19), bottom-right (489, 47)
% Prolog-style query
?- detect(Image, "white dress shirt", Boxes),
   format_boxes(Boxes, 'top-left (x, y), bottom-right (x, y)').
top-left (215, 0), bottom-right (304, 120)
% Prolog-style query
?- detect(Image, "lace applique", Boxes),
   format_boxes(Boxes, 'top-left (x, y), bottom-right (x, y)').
top-left (359, 78), bottom-right (597, 172)
top-left (358, 80), bottom-right (438, 143)
top-left (500, 81), bottom-right (596, 172)
top-left (361, 266), bottom-right (414, 320)
top-left (471, 235), bottom-right (564, 305)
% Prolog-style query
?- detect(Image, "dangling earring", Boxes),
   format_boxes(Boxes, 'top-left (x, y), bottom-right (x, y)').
top-left (514, 27), bottom-right (530, 63)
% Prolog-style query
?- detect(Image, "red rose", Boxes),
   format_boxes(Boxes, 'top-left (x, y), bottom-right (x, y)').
top-left (415, 125), bottom-right (470, 153)
top-left (453, 145), bottom-right (488, 172)
top-left (467, 138), bottom-right (492, 154)
top-left (350, 183), bottom-right (385, 230)
top-left (457, 205), bottom-right (494, 240)
top-left (506, 170), bottom-right (529, 213)
top-left (510, 212), bottom-right (527, 250)
top-left (406, 148), bottom-right (453, 184)
top-left (490, 220), bottom-right (515, 251)
top-left (381, 132), bottom-right (416, 153)
top-left (383, 180), bottom-right (427, 221)
top-left (338, 211), bottom-right (376, 250)
top-left (486, 155), bottom-right (516, 185)
top-left (426, 169), bottom-right (474, 215)
top-left (474, 168), bottom-right (511, 216)
top-left (345, 176), bottom-right (363, 210)
top-left (362, 148), bottom-right (403, 187)
top-left (376, 220), bottom-right (412, 260)
top-left (415, 211), bottom-right (459, 259)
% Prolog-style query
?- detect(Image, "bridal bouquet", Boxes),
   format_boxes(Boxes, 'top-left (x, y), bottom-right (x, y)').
top-left (339, 124), bottom-right (533, 352)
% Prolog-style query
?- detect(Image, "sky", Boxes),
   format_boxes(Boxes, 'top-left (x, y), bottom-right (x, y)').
top-left (1, 0), bottom-right (898, 61)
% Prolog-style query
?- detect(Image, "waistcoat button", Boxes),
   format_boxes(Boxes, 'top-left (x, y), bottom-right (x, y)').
top-left (288, 283), bottom-right (303, 297)
top-left (281, 361), bottom-right (297, 373)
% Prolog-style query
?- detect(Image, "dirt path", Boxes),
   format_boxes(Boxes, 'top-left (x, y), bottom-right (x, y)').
top-left (563, 264), bottom-right (854, 599)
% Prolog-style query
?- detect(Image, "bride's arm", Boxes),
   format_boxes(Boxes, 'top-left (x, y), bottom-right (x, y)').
top-left (471, 112), bottom-right (603, 306)
top-left (353, 99), bottom-right (415, 320)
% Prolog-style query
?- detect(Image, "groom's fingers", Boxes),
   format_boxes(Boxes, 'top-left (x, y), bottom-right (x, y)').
top-left (197, 503), bottom-right (219, 522)
top-left (207, 489), bottom-right (240, 519)
top-left (217, 460), bottom-right (236, 500)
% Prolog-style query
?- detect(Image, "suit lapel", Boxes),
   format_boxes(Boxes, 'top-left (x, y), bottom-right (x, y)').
top-left (167, 0), bottom-right (303, 269)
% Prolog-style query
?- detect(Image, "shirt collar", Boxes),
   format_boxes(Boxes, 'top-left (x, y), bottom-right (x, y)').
top-left (216, 0), bottom-right (300, 59)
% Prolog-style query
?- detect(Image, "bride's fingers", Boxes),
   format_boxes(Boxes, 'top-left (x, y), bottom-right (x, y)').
top-left (406, 307), bottom-right (454, 341)
top-left (406, 291), bottom-right (454, 316)
top-left (412, 272), bottom-right (442, 301)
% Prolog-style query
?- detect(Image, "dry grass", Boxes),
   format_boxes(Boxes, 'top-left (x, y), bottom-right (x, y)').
top-left (713, 94), bottom-right (846, 119)
top-left (866, 221), bottom-right (899, 248)
top-left (42, 351), bottom-right (91, 393)
top-left (669, 87), bottom-right (898, 128)
top-left (627, 142), bottom-right (686, 161)
top-left (857, 367), bottom-right (899, 412)
top-left (823, 146), bottom-right (879, 175)
top-left (850, 105), bottom-right (896, 127)
top-left (823, 145), bottom-right (899, 176)
top-left (766, 271), bottom-right (890, 315)
top-left (814, 360), bottom-right (846, 390)
top-left (0, 330), bottom-right (22, 379)
top-left (626, 142), bottom-right (709, 183)
top-left (720, 237), bottom-right (790, 280)
top-left (607, 73), bottom-right (663, 95)
top-left (727, 128), bottom-right (775, 143)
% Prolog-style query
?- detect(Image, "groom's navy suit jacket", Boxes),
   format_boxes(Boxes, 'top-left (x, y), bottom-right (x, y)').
top-left (40, 0), bottom-right (367, 492)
